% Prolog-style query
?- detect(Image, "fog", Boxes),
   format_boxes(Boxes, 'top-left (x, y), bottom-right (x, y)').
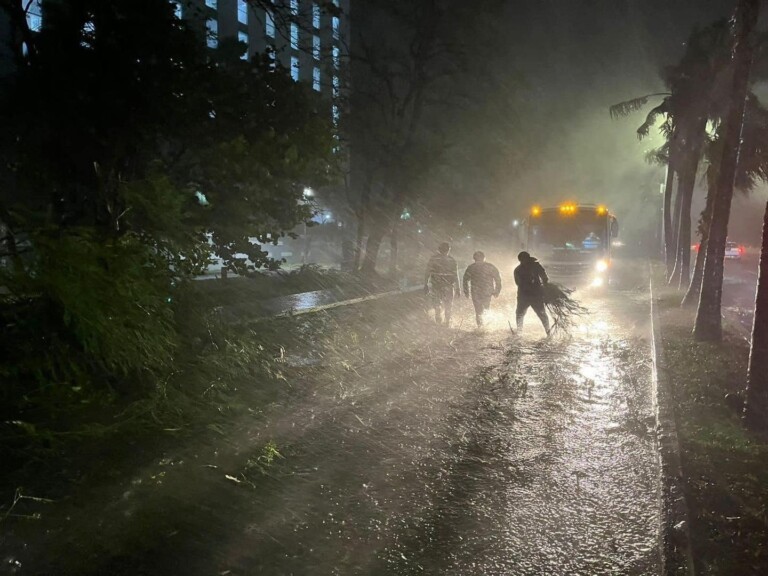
top-left (482, 0), bottom-right (767, 251)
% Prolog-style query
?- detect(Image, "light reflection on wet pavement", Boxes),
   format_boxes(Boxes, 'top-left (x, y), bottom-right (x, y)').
top-left (8, 263), bottom-right (660, 575)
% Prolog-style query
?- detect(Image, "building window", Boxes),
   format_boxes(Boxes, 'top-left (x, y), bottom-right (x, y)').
top-left (332, 45), bottom-right (340, 69)
top-left (291, 56), bottom-right (300, 81)
top-left (313, 67), bottom-right (321, 91)
top-left (265, 11), bottom-right (275, 38)
top-left (312, 3), bottom-right (321, 28)
top-left (206, 18), bottom-right (218, 48)
top-left (332, 16), bottom-right (340, 41)
top-left (312, 35), bottom-right (321, 60)
top-left (332, 104), bottom-right (340, 126)
top-left (332, 75), bottom-right (340, 98)
top-left (290, 0), bottom-right (298, 16)
top-left (237, 0), bottom-right (248, 24)
top-left (206, 0), bottom-right (217, 9)
top-left (26, 0), bottom-right (43, 31)
top-left (238, 31), bottom-right (249, 59)
top-left (290, 23), bottom-right (299, 50)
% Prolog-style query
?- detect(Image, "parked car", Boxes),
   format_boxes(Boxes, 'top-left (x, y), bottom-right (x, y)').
top-left (725, 241), bottom-right (744, 260)
top-left (691, 240), bottom-right (744, 260)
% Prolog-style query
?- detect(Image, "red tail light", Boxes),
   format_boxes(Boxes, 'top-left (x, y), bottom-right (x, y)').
top-left (739, 246), bottom-right (745, 254)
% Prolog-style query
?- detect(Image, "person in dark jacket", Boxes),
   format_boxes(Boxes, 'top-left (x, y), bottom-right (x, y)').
top-left (424, 242), bottom-right (460, 326)
top-left (463, 251), bottom-right (502, 327)
top-left (514, 251), bottom-right (551, 335)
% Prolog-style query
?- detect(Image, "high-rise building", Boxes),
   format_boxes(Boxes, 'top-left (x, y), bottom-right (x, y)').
top-left (178, 0), bottom-right (349, 117)
top-left (1, 1), bottom-right (349, 118)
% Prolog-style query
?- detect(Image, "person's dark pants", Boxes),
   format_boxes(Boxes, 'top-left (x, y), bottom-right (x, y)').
top-left (432, 284), bottom-right (455, 325)
top-left (516, 292), bottom-right (550, 333)
top-left (472, 293), bottom-right (493, 326)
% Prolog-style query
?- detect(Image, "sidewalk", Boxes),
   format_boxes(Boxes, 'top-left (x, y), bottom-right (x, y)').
top-left (651, 265), bottom-right (768, 575)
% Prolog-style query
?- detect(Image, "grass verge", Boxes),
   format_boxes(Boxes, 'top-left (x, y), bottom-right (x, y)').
top-left (655, 275), bottom-right (768, 574)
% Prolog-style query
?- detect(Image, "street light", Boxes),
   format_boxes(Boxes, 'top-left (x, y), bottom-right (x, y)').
top-left (303, 187), bottom-right (314, 199)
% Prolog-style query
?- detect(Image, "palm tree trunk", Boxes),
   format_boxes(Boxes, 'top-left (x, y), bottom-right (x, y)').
top-left (663, 162), bottom-right (676, 275)
top-left (669, 182), bottom-right (684, 281)
top-left (668, 160), bottom-right (695, 288)
top-left (682, 181), bottom-right (716, 307)
top-left (694, 0), bottom-right (759, 342)
top-left (744, 200), bottom-right (768, 431)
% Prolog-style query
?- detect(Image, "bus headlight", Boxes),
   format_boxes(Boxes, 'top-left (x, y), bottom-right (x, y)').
top-left (595, 259), bottom-right (609, 273)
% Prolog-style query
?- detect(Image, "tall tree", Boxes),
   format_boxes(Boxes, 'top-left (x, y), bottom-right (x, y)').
top-left (348, 0), bottom-right (506, 276)
top-left (610, 21), bottom-right (731, 286)
top-left (744, 201), bottom-right (768, 431)
top-left (694, 0), bottom-right (760, 342)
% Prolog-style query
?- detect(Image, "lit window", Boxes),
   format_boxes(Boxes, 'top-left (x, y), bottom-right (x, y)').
top-left (312, 3), bottom-right (321, 28)
top-left (237, 0), bottom-right (248, 24)
top-left (172, 1), bottom-right (182, 19)
top-left (290, 23), bottom-right (299, 50)
top-left (238, 31), bottom-right (249, 59)
top-left (290, 0), bottom-right (298, 16)
top-left (206, 18), bottom-right (218, 48)
top-left (332, 104), bottom-right (340, 126)
top-left (332, 45), bottom-right (340, 69)
top-left (332, 75), bottom-right (340, 98)
top-left (265, 11), bottom-right (275, 38)
top-left (206, 0), bottom-right (217, 9)
top-left (312, 35), bottom-right (320, 60)
top-left (26, 0), bottom-right (42, 31)
top-left (291, 56), bottom-right (300, 81)
top-left (313, 67), bottom-right (321, 91)
top-left (332, 16), bottom-right (340, 41)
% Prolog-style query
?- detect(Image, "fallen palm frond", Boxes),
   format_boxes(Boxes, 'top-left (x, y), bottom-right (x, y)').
top-left (542, 283), bottom-right (589, 334)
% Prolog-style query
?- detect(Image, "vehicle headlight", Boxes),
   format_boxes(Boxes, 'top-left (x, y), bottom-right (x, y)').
top-left (595, 259), bottom-right (609, 273)
top-left (591, 276), bottom-right (604, 288)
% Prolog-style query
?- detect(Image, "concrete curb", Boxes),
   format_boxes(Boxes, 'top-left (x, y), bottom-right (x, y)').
top-left (649, 271), bottom-right (696, 576)
top-left (242, 285), bottom-right (423, 324)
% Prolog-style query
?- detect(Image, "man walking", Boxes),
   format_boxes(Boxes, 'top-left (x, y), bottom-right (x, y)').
top-left (424, 242), bottom-right (460, 326)
top-left (514, 251), bottom-right (551, 335)
top-left (463, 251), bottom-right (502, 327)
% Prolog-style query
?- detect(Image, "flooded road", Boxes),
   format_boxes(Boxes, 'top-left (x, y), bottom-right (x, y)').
top-left (5, 261), bottom-right (659, 575)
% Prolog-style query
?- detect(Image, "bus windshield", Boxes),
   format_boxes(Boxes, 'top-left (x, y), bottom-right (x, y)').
top-left (529, 211), bottom-right (608, 253)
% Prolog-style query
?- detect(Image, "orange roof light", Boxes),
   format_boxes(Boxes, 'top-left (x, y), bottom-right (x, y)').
top-left (531, 205), bottom-right (542, 217)
top-left (559, 203), bottom-right (577, 215)
top-left (596, 205), bottom-right (608, 216)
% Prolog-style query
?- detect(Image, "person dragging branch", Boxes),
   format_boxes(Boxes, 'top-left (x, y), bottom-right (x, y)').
top-left (514, 251), bottom-right (551, 336)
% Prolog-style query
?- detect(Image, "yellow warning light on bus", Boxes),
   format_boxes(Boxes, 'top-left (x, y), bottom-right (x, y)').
top-left (531, 205), bottom-right (542, 217)
top-left (596, 205), bottom-right (608, 215)
top-left (559, 203), bottom-right (577, 215)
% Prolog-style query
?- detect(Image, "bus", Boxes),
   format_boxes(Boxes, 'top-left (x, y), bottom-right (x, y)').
top-left (519, 202), bottom-right (619, 286)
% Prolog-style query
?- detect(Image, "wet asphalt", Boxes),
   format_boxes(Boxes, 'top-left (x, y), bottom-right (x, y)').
top-left (3, 260), bottom-right (660, 576)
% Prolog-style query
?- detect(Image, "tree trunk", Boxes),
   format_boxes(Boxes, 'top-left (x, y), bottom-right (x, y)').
top-left (682, 182), bottom-right (716, 307)
top-left (668, 182), bottom-right (684, 281)
top-left (360, 226), bottom-right (386, 276)
top-left (663, 162), bottom-right (676, 275)
top-left (694, 0), bottom-right (759, 342)
top-left (389, 221), bottom-right (399, 277)
top-left (668, 161), bottom-right (695, 289)
top-left (353, 208), bottom-right (365, 272)
top-left (744, 200), bottom-right (768, 431)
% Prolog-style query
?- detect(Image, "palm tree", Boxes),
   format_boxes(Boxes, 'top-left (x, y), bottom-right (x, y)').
top-left (683, 97), bottom-right (768, 306)
top-left (744, 201), bottom-right (768, 431)
top-left (694, 0), bottom-right (761, 342)
top-left (611, 22), bottom-right (730, 288)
